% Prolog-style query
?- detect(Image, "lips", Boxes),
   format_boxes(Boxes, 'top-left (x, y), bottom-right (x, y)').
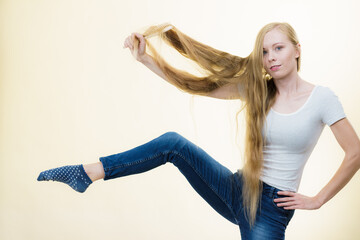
top-left (270, 65), bottom-right (281, 69)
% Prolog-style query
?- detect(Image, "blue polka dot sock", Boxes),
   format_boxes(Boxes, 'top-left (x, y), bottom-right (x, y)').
top-left (37, 164), bottom-right (93, 193)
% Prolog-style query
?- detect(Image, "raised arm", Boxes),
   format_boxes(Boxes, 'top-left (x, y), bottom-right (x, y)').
top-left (123, 32), bottom-right (245, 101)
top-left (139, 53), bottom-right (175, 86)
top-left (123, 33), bottom-right (168, 80)
top-left (141, 53), bottom-right (245, 100)
top-left (205, 82), bottom-right (245, 100)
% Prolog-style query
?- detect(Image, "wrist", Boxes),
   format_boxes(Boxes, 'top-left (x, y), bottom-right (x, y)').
top-left (139, 54), bottom-right (152, 64)
top-left (314, 194), bottom-right (325, 208)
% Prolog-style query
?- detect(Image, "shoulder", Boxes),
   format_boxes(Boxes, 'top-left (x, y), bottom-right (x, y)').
top-left (315, 85), bottom-right (332, 93)
top-left (313, 85), bottom-right (340, 101)
top-left (314, 85), bottom-right (346, 125)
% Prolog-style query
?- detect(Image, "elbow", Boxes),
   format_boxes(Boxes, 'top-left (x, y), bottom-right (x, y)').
top-left (346, 147), bottom-right (360, 170)
top-left (355, 153), bottom-right (360, 170)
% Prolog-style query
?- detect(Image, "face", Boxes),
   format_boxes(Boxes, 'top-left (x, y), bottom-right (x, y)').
top-left (262, 28), bottom-right (300, 80)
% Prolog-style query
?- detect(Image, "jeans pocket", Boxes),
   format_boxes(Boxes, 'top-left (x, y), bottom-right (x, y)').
top-left (271, 195), bottom-right (291, 214)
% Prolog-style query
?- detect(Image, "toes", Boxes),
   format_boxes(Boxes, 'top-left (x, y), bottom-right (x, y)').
top-left (37, 172), bottom-right (45, 181)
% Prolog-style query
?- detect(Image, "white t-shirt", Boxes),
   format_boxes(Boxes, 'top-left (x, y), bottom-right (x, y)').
top-left (237, 84), bottom-right (346, 192)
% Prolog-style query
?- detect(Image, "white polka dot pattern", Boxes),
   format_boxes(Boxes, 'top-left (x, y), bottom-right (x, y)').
top-left (37, 164), bottom-right (92, 193)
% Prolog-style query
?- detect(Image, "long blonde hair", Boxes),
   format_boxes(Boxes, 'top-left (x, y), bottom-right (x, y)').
top-left (135, 22), bottom-right (301, 226)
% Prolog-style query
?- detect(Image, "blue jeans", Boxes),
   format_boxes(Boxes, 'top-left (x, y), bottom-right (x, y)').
top-left (99, 132), bottom-right (295, 239)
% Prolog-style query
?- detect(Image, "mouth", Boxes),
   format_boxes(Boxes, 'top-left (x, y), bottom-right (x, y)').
top-left (270, 65), bottom-right (281, 70)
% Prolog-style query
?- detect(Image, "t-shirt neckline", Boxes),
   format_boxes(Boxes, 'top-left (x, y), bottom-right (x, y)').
top-left (270, 85), bottom-right (319, 116)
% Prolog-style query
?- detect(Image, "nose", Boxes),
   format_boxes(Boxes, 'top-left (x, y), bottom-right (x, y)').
top-left (267, 51), bottom-right (276, 62)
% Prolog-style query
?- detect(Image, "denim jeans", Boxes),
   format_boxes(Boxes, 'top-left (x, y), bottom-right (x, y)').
top-left (99, 132), bottom-right (295, 239)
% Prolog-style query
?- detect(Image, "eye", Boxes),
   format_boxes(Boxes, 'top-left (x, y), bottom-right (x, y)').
top-left (263, 50), bottom-right (267, 55)
top-left (276, 46), bottom-right (282, 50)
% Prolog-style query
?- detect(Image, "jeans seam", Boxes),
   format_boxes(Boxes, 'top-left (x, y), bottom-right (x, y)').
top-left (104, 152), bottom-right (165, 171)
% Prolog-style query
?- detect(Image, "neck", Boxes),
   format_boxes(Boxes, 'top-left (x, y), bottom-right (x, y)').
top-left (273, 70), bottom-right (303, 96)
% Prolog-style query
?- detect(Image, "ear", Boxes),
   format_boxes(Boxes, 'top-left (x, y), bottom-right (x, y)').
top-left (295, 43), bottom-right (301, 58)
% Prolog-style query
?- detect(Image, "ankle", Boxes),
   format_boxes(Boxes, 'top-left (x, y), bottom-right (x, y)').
top-left (83, 162), bottom-right (105, 182)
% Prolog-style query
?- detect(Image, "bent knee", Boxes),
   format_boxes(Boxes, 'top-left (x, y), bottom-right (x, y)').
top-left (161, 131), bottom-right (183, 140)
top-left (160, 131), bottom-right (189, 148)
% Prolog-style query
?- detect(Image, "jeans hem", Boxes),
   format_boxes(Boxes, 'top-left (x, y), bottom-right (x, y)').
top-left (99, 157), bottom-right (111, 180)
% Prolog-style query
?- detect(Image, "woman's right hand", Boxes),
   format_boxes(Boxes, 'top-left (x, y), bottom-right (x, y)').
top-left (123, 32), bottom-right (147, 62)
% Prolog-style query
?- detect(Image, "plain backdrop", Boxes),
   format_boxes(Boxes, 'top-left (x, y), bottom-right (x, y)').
top-left (1, 0), bottom-right (359, 239)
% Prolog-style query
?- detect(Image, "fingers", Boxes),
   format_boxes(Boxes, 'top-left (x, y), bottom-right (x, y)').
top-left (123, 32), bottom-right (145, 49)
top-left (123, 34), bottom-right (134, 50)
top-left (275, 197), bottom-right (298, 209)
top-left (278, 202), bottom-right (297, 208)
top-left (274, 191), bottom-right (296, 203)
top-left (272, 192), bottom-right (318, 210)
top-left (279, 200), bottom-right (295, 205)
top-left (277, 191), bottom-right (295, 196)
top-left (280, 200), bottom-right (303, 210)
top-left (123, 35), bottom-right (133, 50)
top-left (274, 197), bottom-right (293, 203)
top-left (134, 32), bottom-right (144, 42)
top-left (273, 192), bottom-right (302, 209)
top-left (283, 205), bottom-right (297, 210)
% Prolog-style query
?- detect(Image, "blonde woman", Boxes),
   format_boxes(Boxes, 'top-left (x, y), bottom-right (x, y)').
top-left (37, 22), bottom-right (360, 239)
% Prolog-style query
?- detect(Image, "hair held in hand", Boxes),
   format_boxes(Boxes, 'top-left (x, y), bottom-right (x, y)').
top-left (134, 22), bottom-right (301, 226)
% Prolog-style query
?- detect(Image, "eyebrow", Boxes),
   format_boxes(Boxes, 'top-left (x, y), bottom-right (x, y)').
top-left (263, 42), bottom-right (285, 49)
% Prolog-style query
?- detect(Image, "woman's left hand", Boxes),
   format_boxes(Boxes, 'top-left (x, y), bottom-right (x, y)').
top-left (274, 191), bottom-right (323, 210)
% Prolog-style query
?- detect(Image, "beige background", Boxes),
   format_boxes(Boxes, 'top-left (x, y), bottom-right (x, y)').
top-left (1, 0), bottom-right (359, 239)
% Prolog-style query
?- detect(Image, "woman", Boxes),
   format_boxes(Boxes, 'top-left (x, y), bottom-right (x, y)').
top-left (37, 22), bottom-right (360, 239)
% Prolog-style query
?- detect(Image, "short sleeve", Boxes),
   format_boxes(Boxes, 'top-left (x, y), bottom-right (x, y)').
top-left (320, 87), bottom-right (346, 126)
